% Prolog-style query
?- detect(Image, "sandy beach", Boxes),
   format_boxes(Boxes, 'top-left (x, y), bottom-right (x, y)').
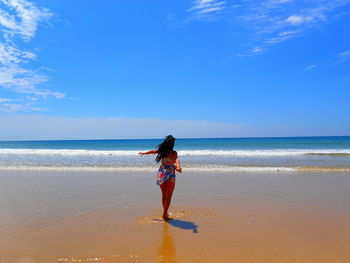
top-left (0, 0), bottom-right (349, 261)
top-left (0, 170), bottom-right (349, 263)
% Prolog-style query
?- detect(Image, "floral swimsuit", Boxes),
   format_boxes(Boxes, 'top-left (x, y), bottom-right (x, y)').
top-left (156, 151), bottom-right (177, 185)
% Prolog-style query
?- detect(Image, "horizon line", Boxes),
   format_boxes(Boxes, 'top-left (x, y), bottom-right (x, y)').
top-left (1, 135), bottom-right (349, 142)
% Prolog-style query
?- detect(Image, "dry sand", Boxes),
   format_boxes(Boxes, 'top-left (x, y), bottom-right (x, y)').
top-left (0, 170), bottom-right (349, 263)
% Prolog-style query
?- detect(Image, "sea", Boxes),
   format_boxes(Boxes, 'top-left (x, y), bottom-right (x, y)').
top-left (0, 136), bottom-right (349, 172)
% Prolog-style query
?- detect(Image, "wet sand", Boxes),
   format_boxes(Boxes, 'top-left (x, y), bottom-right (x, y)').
top-left (0, 170), bottom-right (349, 263)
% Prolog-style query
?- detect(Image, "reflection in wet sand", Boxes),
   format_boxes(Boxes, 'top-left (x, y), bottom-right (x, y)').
top-left (158, 222), bottom-right (176, 263)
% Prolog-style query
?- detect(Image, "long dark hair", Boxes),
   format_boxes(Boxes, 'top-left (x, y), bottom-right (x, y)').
top-left (155, 135), bottom-right (175, 163)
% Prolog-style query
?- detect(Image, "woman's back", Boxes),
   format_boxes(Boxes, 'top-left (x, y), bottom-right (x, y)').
top-left (161, 150), bottom-right (177, 165)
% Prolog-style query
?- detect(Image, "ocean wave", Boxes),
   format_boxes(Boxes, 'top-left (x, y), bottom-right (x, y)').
top-left (179, 149), bottom-right (350, 157)
top-left (1, 148), bottom-right (350, 157)
top-left (0, 164), bottom-right (349, 173)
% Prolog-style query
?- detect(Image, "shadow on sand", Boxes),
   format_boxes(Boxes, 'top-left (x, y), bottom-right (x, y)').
top-left (167, 219), bottom-right (199, 233)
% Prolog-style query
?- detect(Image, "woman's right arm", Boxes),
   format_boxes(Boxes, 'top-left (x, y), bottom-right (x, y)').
top-left (139, 150), bottom-right (158, 156)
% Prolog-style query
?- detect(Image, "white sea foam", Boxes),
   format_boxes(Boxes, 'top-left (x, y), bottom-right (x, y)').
top-left (0, 148), bottom-right (350, 157)
top-left (178, 149), bottom-right (350, 157)
top-left (0, 164), bottom-right (349, 173)
top-left (0, 165), bottom-right (297, 172)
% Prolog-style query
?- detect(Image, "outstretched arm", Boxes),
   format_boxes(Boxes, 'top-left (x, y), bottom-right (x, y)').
top-left (139, 149), bottom-right (158, 156)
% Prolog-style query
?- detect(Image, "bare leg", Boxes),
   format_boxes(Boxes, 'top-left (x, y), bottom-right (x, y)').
top-left (160, 181), bottom-right (175, 220)
top-left (160, 183), bottom-right (167, 210)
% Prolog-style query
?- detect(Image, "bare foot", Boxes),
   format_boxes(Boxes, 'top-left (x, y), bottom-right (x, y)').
top-left (162, 214), bottom-right (173, 221)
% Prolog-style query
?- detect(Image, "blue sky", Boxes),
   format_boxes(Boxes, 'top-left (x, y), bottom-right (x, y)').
top-left (0, 0), bottom-right (349, 140)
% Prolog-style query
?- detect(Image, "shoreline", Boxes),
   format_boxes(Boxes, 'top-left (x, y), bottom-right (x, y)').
top-left (1, 166), bottom-right (350, 172)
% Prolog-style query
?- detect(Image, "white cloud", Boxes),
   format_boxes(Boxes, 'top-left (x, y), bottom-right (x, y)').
top-left (336, 49), bottom-right (350, 63)
top-left (0, 97), bottom-right (13, 102)
top-left (272, 0), bottom-right (293, 3)
top-left (265, 30), bottom-right (299, 45)
top-left (198, 6), bottom-right (223, 14)
top-left (0, 0), bottom-right (52, 40)
top-left (0, 0), bottom-right (64, 113)
top-left (239, 46), bottom-right (266, 56)
top-left (339, 49), bottom-right (350, 58)
top-left (250, 47), bottom-right (265, 54)
top-left (297, 64), bottom-right (318, 75)
top-left (303, 64), bottom-right (317, 71)
top-left (0, 102), bottom-right (46, 113)
top-left (0, 64), bottom-right (64, 98)
top-left (187, 0), bottom-right (225, 20)
top-left (233, 0), bottom-right (350, 55)
top-left (174, 0), bottom-right (350, 54)
top-left (286, 15), bottom-right (313, 25)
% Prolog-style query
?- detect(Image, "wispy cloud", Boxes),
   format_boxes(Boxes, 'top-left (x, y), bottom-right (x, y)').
top-left (297, 64), bottom-right (318, 76)
top-left (179, 0), bottom-right (350, 55)
top-left (0, 101), bottom-right (46, 113)
top-left (237, 0), bottom-right (350, 55)
top-left (238, 46), bottom-right (267, 57)
top-left (0, 97), bottom-right (13, 102)
top-left (285, 15), bottom-right (314, 26)
top-left (337, 49), bottom-right (350, 63)
top-left (187, 0), bottom-right (225, 20)
top-left (0, 0), bottom-right (64, 113)
top-left (0, 0), bottom-right (52, 40)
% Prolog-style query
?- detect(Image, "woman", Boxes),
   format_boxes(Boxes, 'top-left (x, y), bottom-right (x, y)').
top-left (139, 135), bottom-right (182, 220)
